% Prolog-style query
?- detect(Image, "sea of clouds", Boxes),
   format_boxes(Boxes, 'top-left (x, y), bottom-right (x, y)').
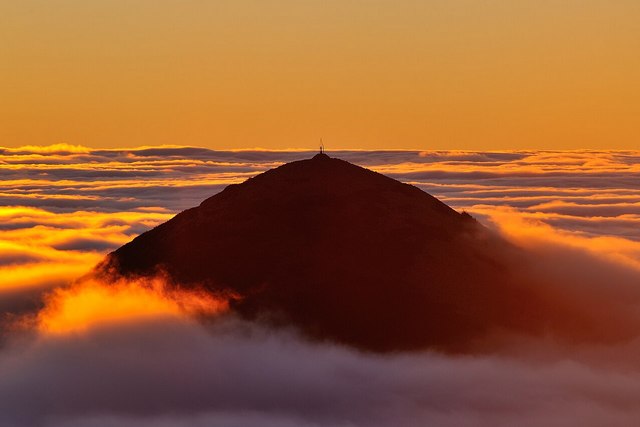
top-left (2, 145), bottom-right (640, 426)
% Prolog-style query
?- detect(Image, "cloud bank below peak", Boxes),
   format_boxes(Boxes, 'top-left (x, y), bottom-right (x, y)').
top-left (1, 147), bottom-right (640, 425)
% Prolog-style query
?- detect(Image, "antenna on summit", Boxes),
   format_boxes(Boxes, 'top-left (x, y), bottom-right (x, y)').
top-left (320, 138), bottom-right (324, 154)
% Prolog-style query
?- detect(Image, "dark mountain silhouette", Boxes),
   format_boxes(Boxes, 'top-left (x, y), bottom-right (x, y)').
top-left (98, 154), bottom-right (608, 352)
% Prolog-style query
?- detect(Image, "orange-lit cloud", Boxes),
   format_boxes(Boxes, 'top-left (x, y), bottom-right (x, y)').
top-left (473, 205), bottom-right (640, 271)
top-left (0, 206), bottom-right (172, 294)
top-left (5, 143), bottom-right (91, 154)
top-left (36, 277), bottom-right (229, 335)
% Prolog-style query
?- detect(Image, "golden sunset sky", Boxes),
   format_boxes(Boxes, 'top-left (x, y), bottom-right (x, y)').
top-left (1, 0), bottom-right (638, 149)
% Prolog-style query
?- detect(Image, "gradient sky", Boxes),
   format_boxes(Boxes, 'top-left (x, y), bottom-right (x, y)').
top-left (1, 0), bottom-right (639, 150)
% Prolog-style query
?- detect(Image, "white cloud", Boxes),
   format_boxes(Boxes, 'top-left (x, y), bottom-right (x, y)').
top-left (3, 317), bottom-right (640, 427)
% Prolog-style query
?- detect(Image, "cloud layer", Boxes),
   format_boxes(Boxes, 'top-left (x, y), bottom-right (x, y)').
top-left (3, 144), bottom-right (639, 297)
top-left (3, 316), bottom-right (640, 427)
top-left (2, 145), bottom-right (640, 426)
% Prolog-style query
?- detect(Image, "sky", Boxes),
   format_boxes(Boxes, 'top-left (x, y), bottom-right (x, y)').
top-left (2, 0), bottom-right (639, 150)
top-left (1, 147), bottom-right (640, 425)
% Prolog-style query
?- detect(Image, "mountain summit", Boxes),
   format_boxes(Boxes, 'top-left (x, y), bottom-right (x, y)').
top-left (99, 154), bottom-right (571, 351)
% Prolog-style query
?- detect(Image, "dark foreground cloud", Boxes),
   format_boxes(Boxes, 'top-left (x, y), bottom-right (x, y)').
top-left (3, 317), bottom-right (640, 427)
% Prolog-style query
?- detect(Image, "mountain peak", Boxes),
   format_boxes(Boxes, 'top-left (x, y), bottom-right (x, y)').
top-left (312, 152), bottom-right (331, 161)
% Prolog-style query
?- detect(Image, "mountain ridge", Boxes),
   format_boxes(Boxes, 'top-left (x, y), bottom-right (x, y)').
top-left (98, 154), bottom-right (591, 352)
